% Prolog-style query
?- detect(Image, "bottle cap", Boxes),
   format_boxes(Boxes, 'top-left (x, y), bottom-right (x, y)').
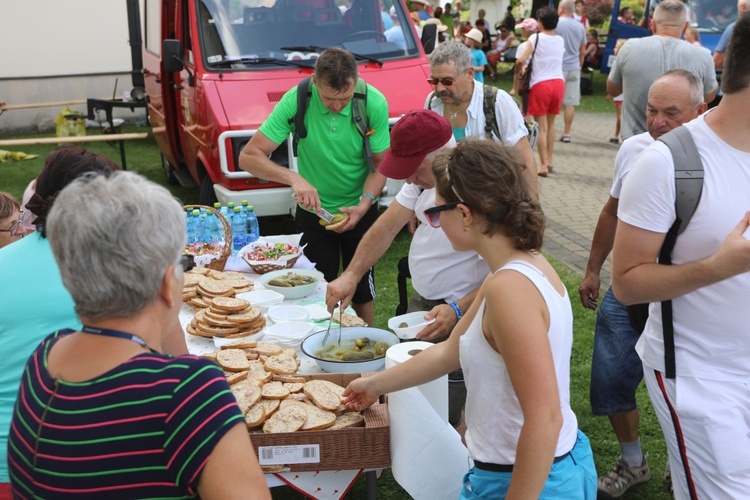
top-left (233, 206), bottom-right (241, 212)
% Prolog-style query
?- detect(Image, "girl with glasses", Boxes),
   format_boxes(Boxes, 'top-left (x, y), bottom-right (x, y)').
top-left (344, 141), bottom-right (596, 499)
top-left (0, 192), bottom-right (29, 249)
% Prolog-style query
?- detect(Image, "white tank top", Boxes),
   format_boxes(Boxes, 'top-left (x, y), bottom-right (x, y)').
top-left (460, 260), bottom-right (578, 464)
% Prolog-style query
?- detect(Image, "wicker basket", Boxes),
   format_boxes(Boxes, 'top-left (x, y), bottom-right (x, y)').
top-left (246, 255), bottom-right (301, 275)
top-left (240, 236), bottom-right (305, 274)
top-left (183, 204), bottom-right (231, 271)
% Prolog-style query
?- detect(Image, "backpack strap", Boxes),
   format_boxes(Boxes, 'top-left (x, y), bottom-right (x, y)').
top-left (656, 125), bottom-right (704, 379)
top-left (290, 76), bottom-right (313, 156)
top-left (482, 85), bottom-right (501, 140)
top-left (351, 78), bottom-right (375, 173)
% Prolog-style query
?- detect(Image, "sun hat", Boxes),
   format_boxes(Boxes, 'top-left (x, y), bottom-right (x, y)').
top-left (379, 110), bottom-right (453, 180)
top-left (465, 28), bottom-right (483, 44)
top-left (515, 18), bottom-right (539, 31)
top-left (424, 17), bottom-right (449, 32)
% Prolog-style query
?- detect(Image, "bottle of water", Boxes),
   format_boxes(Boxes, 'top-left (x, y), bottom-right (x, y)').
top-left (191, 209), bottom-right (203, 243)
top-left (203, 209), bottom-right (220, 244)
top-left (246, 204), bottom-right (260, 244)
top-left (231, 206), bottom-right (247, 255)
top-left (213, 203), bottom-right (225, 245)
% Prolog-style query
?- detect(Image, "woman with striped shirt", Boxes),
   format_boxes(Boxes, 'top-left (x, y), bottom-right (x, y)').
top-left (7, 171), bottom-right (270, 499)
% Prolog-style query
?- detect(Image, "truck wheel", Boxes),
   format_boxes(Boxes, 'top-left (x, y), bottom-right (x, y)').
top-left (161, 154), bottom-right (179, 186)
top-left (198, 173), bottom-right (218, 206)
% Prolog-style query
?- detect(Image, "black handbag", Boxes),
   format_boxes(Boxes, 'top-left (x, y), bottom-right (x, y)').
top-left (519, 34), bottom-right (540, 96)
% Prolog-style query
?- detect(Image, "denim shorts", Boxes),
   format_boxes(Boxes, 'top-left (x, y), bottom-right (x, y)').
top-left (460, 430), bottom-right (597, 499)
top-left (589, 286), bottom-right (644, 416)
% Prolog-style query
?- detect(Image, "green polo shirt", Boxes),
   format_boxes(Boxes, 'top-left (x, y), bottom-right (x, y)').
top-left (259, 82), bottom-right (390, 211)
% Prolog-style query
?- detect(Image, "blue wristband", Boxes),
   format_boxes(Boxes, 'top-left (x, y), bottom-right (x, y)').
top-left (448, 301), bottom-right (462, 321)
top-left (360, 193), bottom-right (377, 205)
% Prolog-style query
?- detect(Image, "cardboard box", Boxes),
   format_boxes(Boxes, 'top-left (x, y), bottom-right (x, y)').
top-left (249, 372), bottom-right (390, 472)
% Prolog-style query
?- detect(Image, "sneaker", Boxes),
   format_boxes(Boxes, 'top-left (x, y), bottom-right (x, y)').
top-left (598, 454), bottom-right (652, 499)
top-left (609, 137), bottom-right (620, 144)
top-left (560, 134), bottom-right (571, 143)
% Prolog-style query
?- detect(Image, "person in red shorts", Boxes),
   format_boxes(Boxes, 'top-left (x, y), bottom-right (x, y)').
top-left (515, 7), bottom-right (564, 176)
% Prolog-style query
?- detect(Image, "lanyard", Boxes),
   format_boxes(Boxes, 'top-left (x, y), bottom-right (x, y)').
top-left (81, 325), bottom-right (150, 349)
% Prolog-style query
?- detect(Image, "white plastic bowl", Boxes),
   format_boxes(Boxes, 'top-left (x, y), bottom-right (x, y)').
top-left (268, 305), bottom-right (309, 323)
top-left (300, 327), bottom-right (400, 373)
top-left (388, 311), bottom-right (435, 339)
top-left (263, 321), bottom-right (316, 348)
top-left (235, 289), bottom-right (284, 313)
top-left (259, 269), bottom-right (324, 300)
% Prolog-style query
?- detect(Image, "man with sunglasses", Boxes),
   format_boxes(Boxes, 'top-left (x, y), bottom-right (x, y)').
top-left (326, 109), bottom-right (488, 431)
top-left (425, 40), bottom-right (538, 198)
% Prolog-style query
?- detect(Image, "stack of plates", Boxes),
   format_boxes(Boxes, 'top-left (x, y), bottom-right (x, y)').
top-left (263, 321), bottom-right (316, 348)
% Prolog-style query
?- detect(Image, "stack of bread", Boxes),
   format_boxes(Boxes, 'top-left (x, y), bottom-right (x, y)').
top-left (186, 296), bottom-right (266, 339)
top-left (203, 339), bottom-right (365, 434)
top-left (182, 268), bottom-right (254, 310)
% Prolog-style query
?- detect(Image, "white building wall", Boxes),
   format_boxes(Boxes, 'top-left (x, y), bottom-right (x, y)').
top-left (0, 0), bottom-right (146, 133)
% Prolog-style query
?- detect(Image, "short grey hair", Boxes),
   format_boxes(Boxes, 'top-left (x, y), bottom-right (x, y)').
top-left (653, 69), bottom-right (704, 108)
top-left (428, 41), bottom-right (472, 74)
top-left (559, 0), bottom-right (575, 14)
top-left (653, 0), bottom-right (687, 27)
top-left (47, 171), bottom-right (186, 320)
top-left (425, 135), bottom-right (457, 162)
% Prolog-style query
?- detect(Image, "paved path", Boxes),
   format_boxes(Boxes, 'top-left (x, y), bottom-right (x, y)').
top-left (538, 111), bottom-right (620, 285)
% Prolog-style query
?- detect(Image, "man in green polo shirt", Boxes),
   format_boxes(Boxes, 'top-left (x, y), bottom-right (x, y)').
top-left (240, 48), bottom-right (389, 325)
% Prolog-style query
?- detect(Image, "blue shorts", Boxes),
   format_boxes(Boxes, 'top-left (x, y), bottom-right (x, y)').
top-left (589, 286), bottom-right (644, 416)
top-left (460, 430), bottom-right (597, 499)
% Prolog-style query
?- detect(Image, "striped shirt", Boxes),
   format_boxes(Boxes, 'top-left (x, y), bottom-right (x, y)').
top-left (8, 330), bottom-right (244, 499)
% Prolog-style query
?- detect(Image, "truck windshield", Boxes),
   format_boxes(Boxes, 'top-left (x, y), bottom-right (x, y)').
top-left (197, 0), bottom-right (420, 69)
top-left (645, 0), bottom-right (738, 33)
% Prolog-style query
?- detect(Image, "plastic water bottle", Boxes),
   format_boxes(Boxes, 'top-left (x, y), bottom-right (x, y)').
top-left (246, 204), bottom-right (260, 244)
top-left (231, 206), bottom-right (247, 255)
top-left (191, 209), bottom-right (203, 243)
top-left (203, 209), bottom-right (220, 244)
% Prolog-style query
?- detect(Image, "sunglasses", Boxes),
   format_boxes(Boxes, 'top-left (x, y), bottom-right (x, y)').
top-left (423, 201), bottom-right (465, 228)
top-left (426, 74), bottom-right (463, 86)
top-left (0, 212), bottom-right (24, 237)
top-left (179, 254), bottom-right (196, 272)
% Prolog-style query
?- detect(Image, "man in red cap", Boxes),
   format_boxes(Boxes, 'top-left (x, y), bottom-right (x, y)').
top-left (327, 109), bottom-right (489, 432)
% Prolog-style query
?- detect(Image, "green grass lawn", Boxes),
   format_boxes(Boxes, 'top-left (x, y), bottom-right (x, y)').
top-left (1, 127), bottom-right (672, 499)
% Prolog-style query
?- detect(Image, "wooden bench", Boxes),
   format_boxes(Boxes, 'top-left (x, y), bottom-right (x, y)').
top-left (0, 132), bottom-right (149, 170)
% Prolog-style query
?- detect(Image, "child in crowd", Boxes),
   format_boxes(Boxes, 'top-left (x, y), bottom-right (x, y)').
top-left (606, 39), bottom-right (626, 144)
top-left (685, 26), bottom-right (702, 47)
top-left (465, 28), bottom-right (488, 83)
top-left (583, 28), bottom-right (600, 69)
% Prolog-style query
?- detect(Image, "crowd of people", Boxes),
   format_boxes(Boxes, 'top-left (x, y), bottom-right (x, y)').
top-left (1, 2), bottom-right (749, 499)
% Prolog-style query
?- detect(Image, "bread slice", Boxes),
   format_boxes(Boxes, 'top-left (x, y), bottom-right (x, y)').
top-left (272, 375), bottom-right (306, 384)
top-left (249, 342), bottom-right (284, 357)
top-left (225, 370), bottom-right (249, 385)
top-left (328, 412), bottom-right (365, 430)
top-left (262, 404), bottom-right (307, 433)
top-left (246, 360), bottom-right (274, 384)
top-left (261, 381), bottom-right (291, 400)
top-left (323, 213), bottom-right (350, 231)
top-left (332, 311), bottom-right (366, 327)
top-left (303, 383), bottom-right (342, 412)
top-left (226, 307), bottom-right (262, 324)
top-left (221, 339), bottom-right (258, 350)
top-left (280, 399), bottom-right (336, 431)
top-left (258, 398), bottom-right (281, 419)
top-left (244, 403), bottom-right (266, 428)
top-left (217, 349), bottom-right (250, 372)
top-left (264, 354), bottom-right (298, 375)
top-left (282, 347), bottom-right (298, 359)
top-left (211, 296), bottom-right (251, 312)
top-left (305, 379), bottom-right (346, 398)
top-left (231, 384), bottom-right (262, 413)
top-left (284, 382), bottom-right (304, 393)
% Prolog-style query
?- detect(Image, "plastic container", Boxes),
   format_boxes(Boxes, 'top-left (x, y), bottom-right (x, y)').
top-left (263, 321), bottom-right (316, 348)
top-left (268, 305), bottom-right (309, 323)
top-left (231, 206), bottom-right (246, 256)
top-left (235, 289), bottom-right (284, 314)
top-left (259, 269), bottom-right (323, 300)
top-left (387, 311), bottom-right (435, 339)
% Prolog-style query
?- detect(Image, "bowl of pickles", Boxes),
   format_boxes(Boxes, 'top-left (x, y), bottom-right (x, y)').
top-left (258, 269), bottom-right (324, 300)
top-left (300, 326), bottom-right (401, 373)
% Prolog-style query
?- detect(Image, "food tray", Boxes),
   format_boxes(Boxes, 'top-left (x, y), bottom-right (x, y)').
top-left (240, 234), bottom-right (305, 274)
top-left (249, 372), bottom-right (390, 472)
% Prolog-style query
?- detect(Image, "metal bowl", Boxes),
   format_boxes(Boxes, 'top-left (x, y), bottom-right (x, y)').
top-left (301, 327), bottom-right (401, 373)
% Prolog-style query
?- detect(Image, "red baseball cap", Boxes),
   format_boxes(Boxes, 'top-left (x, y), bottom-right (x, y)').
top-left (379, 110), bottom-right (453, 180)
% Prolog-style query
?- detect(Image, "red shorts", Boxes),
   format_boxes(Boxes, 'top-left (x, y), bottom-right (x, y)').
top-left (0, 483), bottom-right (12, 500)
top-left (527, 79), bottom-right (565, 116)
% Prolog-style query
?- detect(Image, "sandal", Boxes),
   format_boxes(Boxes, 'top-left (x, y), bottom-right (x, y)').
top-left (598, 455), bottom-right (651, 498)
top-left (560, 135), bottom-right (571, 143)
top-left (609, 137), bottom-right (620, 144)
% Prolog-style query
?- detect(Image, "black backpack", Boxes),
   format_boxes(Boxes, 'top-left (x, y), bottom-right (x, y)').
top-left (626, 125), bottom-right (704, 379)
top-left (289, 76), bottom-right (375, 173)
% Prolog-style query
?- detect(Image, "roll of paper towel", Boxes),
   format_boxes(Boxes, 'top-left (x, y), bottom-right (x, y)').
top-left (385, 342), bottom-right (470, 499)
top-left (385, 341), bottom-right (449, 423)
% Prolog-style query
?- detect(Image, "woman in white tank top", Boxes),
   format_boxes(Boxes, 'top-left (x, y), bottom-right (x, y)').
top-left (342, 141), bottom-right (596, 498)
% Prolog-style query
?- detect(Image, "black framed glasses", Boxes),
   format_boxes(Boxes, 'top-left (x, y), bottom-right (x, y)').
top-left (424, 201), bottom-right (464, 228)
top-left (426, 74), bottom-right (462, 86)
top-left (179, 254), bottom-right (196, 272)
top-left (0, 212), bottom-right (24, 237)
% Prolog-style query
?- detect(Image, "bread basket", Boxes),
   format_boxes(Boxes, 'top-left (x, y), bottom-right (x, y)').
top-left (182, 204), bottom-right (231, 271)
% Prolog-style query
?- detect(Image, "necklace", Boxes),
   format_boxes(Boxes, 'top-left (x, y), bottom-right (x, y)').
top-left (81, 325), bottom-right (152, 350)
top-left (447, 100), bottom-right (468, 120)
